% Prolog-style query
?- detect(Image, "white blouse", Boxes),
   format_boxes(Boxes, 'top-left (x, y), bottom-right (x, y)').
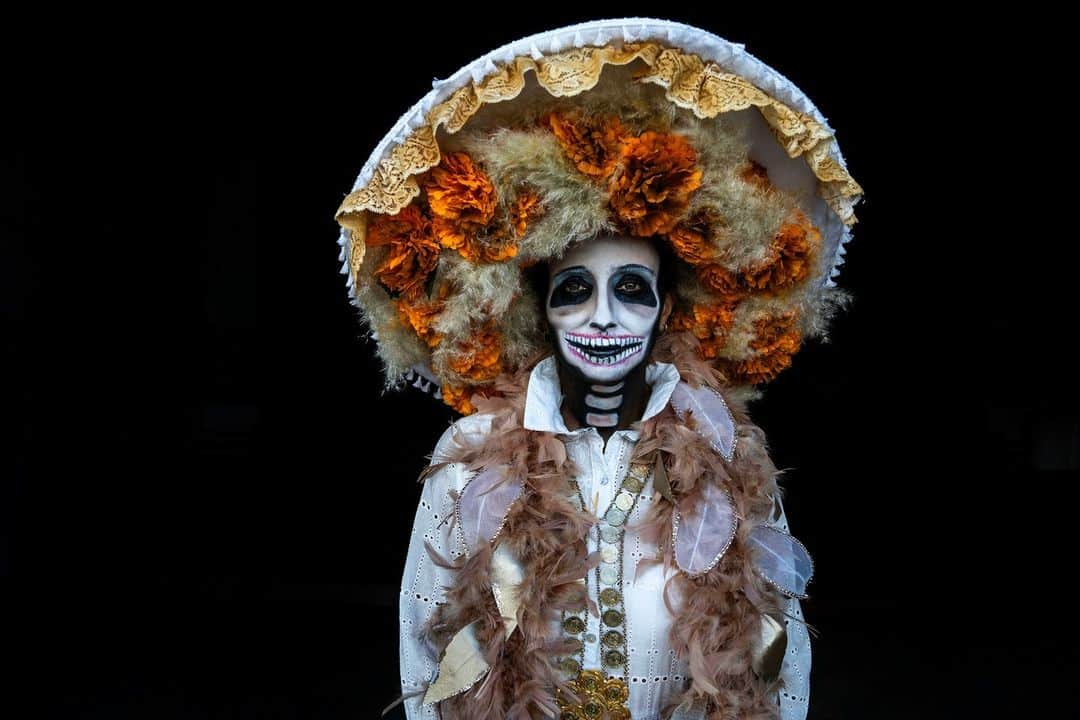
top-left (399, 357), bottom-right (810, 720)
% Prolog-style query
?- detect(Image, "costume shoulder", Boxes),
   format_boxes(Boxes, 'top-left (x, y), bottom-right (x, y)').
top-left (426, 410), bottom-right (524, 556)
top-left (430, 411), bottom-right (497, 465)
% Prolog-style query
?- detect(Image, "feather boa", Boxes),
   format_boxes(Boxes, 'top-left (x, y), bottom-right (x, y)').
top-left (418, 332), bottom-right (790, 719)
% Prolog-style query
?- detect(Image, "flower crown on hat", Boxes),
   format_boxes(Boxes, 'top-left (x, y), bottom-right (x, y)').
top-left (334, 22), bottom-right (862, 414)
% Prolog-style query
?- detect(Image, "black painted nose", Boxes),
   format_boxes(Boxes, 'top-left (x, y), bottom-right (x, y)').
top-left (590, 321), bottom-right (616, 332)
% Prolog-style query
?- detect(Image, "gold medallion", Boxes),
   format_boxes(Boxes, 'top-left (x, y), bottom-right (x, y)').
top-left (555, 669), bottom-right (631, 720)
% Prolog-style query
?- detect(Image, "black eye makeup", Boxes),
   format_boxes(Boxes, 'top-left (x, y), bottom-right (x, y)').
top-left (612, 268), bottom-right (657, 307)
top-left (549, 267), bottom-right (594, 308)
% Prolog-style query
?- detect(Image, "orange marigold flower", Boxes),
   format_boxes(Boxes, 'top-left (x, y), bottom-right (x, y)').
top-left (510, 190), bottom-right (543, 237)
top-left (694, 303), bottom-right (737, 336)
top-left (432, 216), bottom-right (471, 251)
top-left (667, 225), bottom-right (710, 266)
top-left (545, 112), bottom-right (628, 180)
top-left (700, 337), bottom-right (728, 360)
top-left (468, 237), bottom-right (519, 263)
top-left (609, 132), bottom-right (703, 237)
top-left (440, 383), bottom-right (497, 415)
top-left (666, 209), bottom-right (724, 266)
top-left (750, 311), bottom-right (801, 354)
top-left (739, 160), bottom-right (774, 192)
top-left (475, 239), bottom-right (520, 264)
top-left (440, 383), bottom-right (477, 415)
top-left (742, 209), bottom-right (820, 293)
top-left (433, 216), bottom-right (518, 263)
top-left (428, 175), bottom-right (527, 264)
top-left (670, 302), bottom-right (738, 359)
top-left (696, 263), bottom-right (747, 304)
top-left (397, 285), bottom-right (449, 348)
top-left (725, 311), bottom-right (801, 384)
top-left (467, 231), bottom-right (520, 264)
top-left (669, 308), bottom-right (694, 333)
top-left (447, 324), bottom-right (503, 382)
top-left (365, 205), bottom-right (440, 300)
top-left (424, 152), bottom-right (497, 225)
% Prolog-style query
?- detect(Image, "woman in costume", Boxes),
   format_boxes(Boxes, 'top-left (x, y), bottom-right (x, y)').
top-left (333, 19), bottom-right (862, 720)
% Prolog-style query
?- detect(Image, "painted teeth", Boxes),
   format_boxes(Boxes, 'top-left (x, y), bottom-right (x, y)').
top-left (579, 346), bottom-right (642, 364)
top-left (569, 335), bottom-right (642, 349)
top-left (566, 334), bottom-right (645, 365)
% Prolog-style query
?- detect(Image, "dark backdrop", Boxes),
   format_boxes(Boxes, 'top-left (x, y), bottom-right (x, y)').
top-left (6, 9), bottom-right (1074, 720)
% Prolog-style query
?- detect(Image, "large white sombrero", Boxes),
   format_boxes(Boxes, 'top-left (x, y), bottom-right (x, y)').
top-left (333, 18), bottom-right (862, 412)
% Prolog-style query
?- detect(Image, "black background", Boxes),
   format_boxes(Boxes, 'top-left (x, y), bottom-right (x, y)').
top-left (5, 9), bottom-right (1075, 720)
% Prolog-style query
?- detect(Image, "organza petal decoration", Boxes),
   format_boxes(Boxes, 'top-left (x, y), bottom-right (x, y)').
top-left (672, 481), bottom-right (737, 576)
top-left (422, 620), bottom-right (490, 705)
top-left (489, 542), bottom-right (525, 638)
top-left (670, 382), bottom-right (737, 461)
top-left (455, 465), bottom-right (523, 553)
top-left (747, 525), bottom-right (814, 598)
top-left (750, 613), bottom-right (787, 681)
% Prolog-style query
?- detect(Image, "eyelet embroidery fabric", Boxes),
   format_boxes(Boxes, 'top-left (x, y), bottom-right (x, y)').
top-left (399, 414), bottom-right (493, 720)
top-left (772, 497), bottom-right (811, 717)
top-left (398, 372), bottom-right (812, 720)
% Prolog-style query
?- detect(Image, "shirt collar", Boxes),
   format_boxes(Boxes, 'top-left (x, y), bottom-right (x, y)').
top-left (522, 354), bottom-right (682, 437)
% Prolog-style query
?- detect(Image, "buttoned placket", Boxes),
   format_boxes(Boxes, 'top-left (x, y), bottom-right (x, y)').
top-left (521, 356), bottom-right (680, 683)
top-left (560, 426), bottom-right (639, 672)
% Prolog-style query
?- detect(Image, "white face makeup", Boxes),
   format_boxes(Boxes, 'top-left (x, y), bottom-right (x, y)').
top-left (546, 235), bottom-right (662, 386)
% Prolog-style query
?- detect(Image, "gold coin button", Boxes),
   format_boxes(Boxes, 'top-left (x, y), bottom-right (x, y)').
top-left (602, 630), bottom-right (624, 648)
top-left (603, 649), bottom-right (626, 667)
top-left (622, 475), bottom-right (643, 493)
top-left (603, 680), bottom-right (629, 703)
top-left (599, 588), bottom-right (622, 606)
top-left (559, 657), bottom-right (581, 675)
top-left (579, 671), bottom-right (602, 690)
top-left (563, 616), bottom-right (585, 634)
top-left (605, 508), bottom-right (626, 526)
top-left (602, 609), bottom-right (624, 627)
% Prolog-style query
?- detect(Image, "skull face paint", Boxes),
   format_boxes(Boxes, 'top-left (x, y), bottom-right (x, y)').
top-left (546, 235), bottom-right (662, 386)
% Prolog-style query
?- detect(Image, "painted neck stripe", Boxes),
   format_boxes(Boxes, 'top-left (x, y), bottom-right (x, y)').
top-left (585, 412), bottom-right (619, 427)
top-left (585, 393), bottom-right (622, 411)
top-left (591, 381), bottom-right (624, 393)
top-left (584, 379), bottom-right (624, 428)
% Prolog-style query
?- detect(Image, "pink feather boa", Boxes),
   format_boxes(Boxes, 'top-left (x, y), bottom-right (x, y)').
top-left (418, 332), bottom-right (791, 719)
